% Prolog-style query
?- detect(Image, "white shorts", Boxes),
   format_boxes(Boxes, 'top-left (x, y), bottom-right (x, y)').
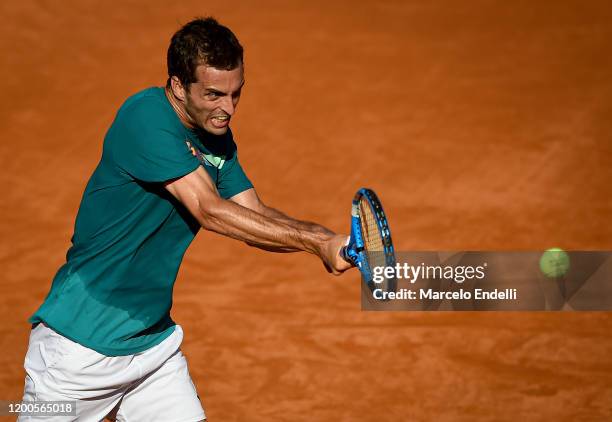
top-left (18, 323), bottom-right (206, 422)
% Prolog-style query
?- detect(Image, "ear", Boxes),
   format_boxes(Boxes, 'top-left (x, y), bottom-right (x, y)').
top-left (170, 76), bottom-right (187, 102)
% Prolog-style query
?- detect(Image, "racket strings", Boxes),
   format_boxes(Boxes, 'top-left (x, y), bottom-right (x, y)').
top-left (359, 198), bottom-right (386, 270)
top-left (359, 199), bottom-right (383, 250)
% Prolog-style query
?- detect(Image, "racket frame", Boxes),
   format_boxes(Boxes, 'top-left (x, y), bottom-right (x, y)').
top-left (342, 188), bottom-right (396, 291)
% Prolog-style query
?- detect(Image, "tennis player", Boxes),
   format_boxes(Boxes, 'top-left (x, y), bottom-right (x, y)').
top-left (19, 17), bottom-right (351, 421)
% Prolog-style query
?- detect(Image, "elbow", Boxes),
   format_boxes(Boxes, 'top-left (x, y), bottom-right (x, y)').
top-left (197, 196), bottom-right (225, 232)
top-left (200, 215), bottom-right (219, 232)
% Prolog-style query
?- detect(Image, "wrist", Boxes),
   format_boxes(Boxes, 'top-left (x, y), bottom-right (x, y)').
top-left (309, 230), bottom-right (335, 257)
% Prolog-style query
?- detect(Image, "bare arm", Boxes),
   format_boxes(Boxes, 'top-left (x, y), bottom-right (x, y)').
top-left (165, 167), bottom-right (350, 274)
top-left (229, 188), bottom-right (337, 252)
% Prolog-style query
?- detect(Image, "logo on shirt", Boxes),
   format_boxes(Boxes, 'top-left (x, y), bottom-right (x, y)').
top-left (186, 140), bottom-right (226, 169)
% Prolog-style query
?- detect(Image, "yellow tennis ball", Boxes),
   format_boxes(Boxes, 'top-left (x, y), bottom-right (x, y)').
top-left (539, 248), bottom-right (570, 278)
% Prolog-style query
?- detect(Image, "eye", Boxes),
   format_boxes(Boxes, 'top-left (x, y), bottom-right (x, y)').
top-left (205, 91), bottom-right (221, 100)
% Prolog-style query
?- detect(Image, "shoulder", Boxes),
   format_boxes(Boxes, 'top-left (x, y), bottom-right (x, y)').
top-left (106, 87), bottom-right (184, 148)
top-left (104, 87), bottom-right (190, 162)
top-left (115, 87), bottom-right (174, 126)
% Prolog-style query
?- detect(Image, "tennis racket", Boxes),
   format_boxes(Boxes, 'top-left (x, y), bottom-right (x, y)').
top-left (341, 188), bottom-right (397, 295)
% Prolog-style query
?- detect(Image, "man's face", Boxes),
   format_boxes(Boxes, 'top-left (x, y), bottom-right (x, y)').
top-left (183, 63), bottom-right (244, 135)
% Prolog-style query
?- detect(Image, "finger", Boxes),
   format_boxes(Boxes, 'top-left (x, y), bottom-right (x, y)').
top-left (323, 262), bottom-right (333, 273)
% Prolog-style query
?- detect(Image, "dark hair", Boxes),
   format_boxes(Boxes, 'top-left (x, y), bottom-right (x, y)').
top-left (167, 17), bottom-right (243, 89)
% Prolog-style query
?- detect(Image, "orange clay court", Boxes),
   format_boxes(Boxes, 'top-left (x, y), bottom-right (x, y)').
top-left (1, 1), bottom-right (611, 421)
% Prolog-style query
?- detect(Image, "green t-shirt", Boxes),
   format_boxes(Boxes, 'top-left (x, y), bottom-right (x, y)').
top-left (30, 87), bottom-right (252, 356)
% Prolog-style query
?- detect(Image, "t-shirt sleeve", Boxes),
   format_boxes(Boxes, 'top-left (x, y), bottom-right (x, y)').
top-left (109, 96), bottom-right (200, 183)
top-left (217, 138), bottom-right (253, 200)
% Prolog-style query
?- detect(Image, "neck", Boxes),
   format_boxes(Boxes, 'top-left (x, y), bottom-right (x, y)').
top-left (164, 86), bottom-right (196, 130)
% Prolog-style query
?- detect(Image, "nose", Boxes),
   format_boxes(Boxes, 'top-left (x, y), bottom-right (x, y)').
top-left (220, 95), bottom-right (236, 116)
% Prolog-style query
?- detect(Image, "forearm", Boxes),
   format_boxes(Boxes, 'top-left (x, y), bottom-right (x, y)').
top-left (242, 206), bottom-right (333, 252)
top-left (203, 198), bottom-right (350, 273)
top-left (198, 197), bottom-right (331, 254)
top-left (257, 206), bottom-right (336, 253)
top-left (261, 206), bottom-right (334, 235)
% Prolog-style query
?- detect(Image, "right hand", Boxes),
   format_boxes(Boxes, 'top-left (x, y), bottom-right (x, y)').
top-left (319, 234), bottom-right (353, 275)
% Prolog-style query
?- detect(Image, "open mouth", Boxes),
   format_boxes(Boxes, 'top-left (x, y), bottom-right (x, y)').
top-left (211, 115), bottom-right (230, 128)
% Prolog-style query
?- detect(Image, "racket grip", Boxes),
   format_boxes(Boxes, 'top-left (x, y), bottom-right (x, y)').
top-left (340, 246), bottom-right (354, 264)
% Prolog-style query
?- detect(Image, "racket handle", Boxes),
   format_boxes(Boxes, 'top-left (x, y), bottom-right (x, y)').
top-left (340, 246), bottom-right (354, 264)
top-left (340, 246), bottom-right (348, 261)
